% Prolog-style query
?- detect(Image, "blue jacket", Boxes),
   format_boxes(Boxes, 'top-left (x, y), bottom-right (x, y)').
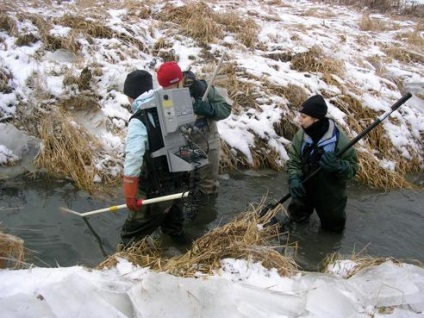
top-left (287, 118), bottom-right (358, 182)
top-left (123, 90), bottom-right (155, 177)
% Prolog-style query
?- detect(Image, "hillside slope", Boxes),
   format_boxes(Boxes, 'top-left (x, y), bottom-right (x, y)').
top-left (0, 0), bottom-right (423, 192)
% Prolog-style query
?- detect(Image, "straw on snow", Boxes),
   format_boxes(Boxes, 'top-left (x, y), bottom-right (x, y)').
top-left (97, 201), bottom-right (299, 278)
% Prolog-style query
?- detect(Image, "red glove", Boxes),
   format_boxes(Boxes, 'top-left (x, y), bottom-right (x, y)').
top-left (123, 176), bottom-right (141, 211)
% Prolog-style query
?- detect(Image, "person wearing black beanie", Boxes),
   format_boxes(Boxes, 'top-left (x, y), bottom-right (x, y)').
top-left (299, 94), bottom-right (328, 119)
top-left (282, 94), bottom-right (359, 233)
top-left (123, 70), bottom-right (153, 100)
top-left (120, 69), bottom-right (188, 247)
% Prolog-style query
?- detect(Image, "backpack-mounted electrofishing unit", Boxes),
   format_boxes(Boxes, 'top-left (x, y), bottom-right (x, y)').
top-left (136, 87), bottom-right (208, 173)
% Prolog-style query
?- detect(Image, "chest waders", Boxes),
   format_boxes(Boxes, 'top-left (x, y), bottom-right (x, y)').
top-left (258, 93), bottom-right (413, 220)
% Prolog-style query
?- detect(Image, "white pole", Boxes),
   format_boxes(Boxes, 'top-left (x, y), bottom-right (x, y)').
top-left (201, 52), bottom-right (225, 102)
top-left (60, 192), bottom-right (189, 217)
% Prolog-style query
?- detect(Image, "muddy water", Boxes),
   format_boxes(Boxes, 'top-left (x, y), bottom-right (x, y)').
top-left (1, 171), bottom-right (423, 270)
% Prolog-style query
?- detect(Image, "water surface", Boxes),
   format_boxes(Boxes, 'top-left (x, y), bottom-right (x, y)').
top-left (1, 171), bottom-right (423, 270)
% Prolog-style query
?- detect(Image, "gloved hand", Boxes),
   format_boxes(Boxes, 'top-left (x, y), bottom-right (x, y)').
top-left (123, 176), bottom-right (141, 211)
top-left (193, 98), bottom-right (216, 118)
top-left (319, 152), bottom-right (348, 174)
top-left (289, 176), bottom-right (305, 199)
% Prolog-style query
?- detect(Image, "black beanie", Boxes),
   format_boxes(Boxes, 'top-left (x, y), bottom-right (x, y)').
top-left (123, 70), bottom-right (153, 99)
top-left (299, 94), bottom-right (328, 119)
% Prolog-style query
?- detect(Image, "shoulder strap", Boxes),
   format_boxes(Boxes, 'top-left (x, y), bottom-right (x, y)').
top-left (130, 109), bottom-right (164, 153)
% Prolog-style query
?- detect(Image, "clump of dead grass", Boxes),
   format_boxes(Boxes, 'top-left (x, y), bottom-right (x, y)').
top-left (15, 33), bottom-right (39, 47)
top-left (320, 251), bottom-right (422, 278)
top-left (156, 2), bottom-right (223, 45)
top-left (0, 229), bottom-right (25, 269)
top-left (155, 2), bottom-right (259, 48)
top-left (221, 78), bottom-right (257, 115)
top-left (31, 107), bottom-right (113, 193)
top-left (383, 46), bottom-right (424, 64)
top-left (216, 13), bottom-right (259, 49)
top-left (57, 14), bottom-right (114, 39)
top-left (219, 139), bottom-right (239, 171)
top-left (0, 67), bottom-right (14, 94)
top-left (332, 94), bottom-right (417, 189)
top-left (15, 13), bottom-right (81, 53)
top-left (394, 22), bottom-right (424, 48)
top-left (356, 151), bottom-right (411, 189)
top-left (291, 45), bottom-right (345, 77)
top-left (358, 14), bottom-right (398, 32)
top-left (0, 11), bottom-right (17, 36)
top-left (97, 203), bottom-right (298, 278)
top-left (263, 82), bottom-right (308, 141)
top-left (57, 14), bottom-right (146, 52)
top-left (246, 139), bottom-right (285, 171)
top-left (263, 51), bottom-right (293, 63)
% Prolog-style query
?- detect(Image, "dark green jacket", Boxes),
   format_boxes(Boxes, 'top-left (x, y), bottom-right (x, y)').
top-left (287, 119), bottom-right (358, 195)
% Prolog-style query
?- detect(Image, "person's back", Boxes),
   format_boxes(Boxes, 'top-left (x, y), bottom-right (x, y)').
top-left (121, 69), bottom-right (188, 246)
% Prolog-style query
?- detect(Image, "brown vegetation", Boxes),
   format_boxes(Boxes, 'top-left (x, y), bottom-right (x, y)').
top-left (321, 251), bottom-right (422, 277)
top-left (29, 107), bottom-right (118, 193)
top-left (98, 203), bottom-right (298, 277)
top-left (0, 230), bottom-right (25, 269)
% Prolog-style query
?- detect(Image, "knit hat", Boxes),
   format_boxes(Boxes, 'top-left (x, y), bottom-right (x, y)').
top-left (157, 62), bottom-right (183, 87)
top-left (299, 94), bottom-right (328, 119)
top-left (123, 70), bottom-right (153, 99)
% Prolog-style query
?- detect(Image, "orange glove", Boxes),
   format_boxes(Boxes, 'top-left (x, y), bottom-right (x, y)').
top-left (123, 176), bottom-right (141, 211)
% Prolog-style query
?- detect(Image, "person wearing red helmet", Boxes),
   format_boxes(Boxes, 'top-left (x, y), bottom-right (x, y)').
top-left (157, 62), bottom-right (232, 219)
top-left (157, 62), bottom-right (232, 191)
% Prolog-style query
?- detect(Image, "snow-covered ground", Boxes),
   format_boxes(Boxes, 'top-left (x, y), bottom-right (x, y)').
top-left (1, 258), bottom-right (424, 317)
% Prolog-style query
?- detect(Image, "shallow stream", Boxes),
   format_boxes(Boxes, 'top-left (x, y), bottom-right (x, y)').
top-left (1, 170), bottom-right (423, 271)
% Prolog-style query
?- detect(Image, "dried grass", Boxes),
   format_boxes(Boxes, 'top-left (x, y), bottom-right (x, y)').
top-left (155, 2), bottom-right (258, 48)
top-left (0, 230), bottom-right (25, 269)
top-left (226, 78), bottom-right (258, 114)
top-left (16, 13), bottom-right (81, 53)
top-left (15, 33), bottom-right (39, 46)
top-left (394, 23), bottom-right (424, 48)
top-left (321, 251), bottom-right (422, 278)
top-left (219, 139), bottom-right (239, 171)
top-left (0, 67), bottom-right (14, 94)
top-left (97, 203), bottom-right (298, 278)
top-left (31, 107), bottom-right (113, 193)
top-left (263, 51), bottom-right (293, 63)
top-left (251, 140), bottom-right (285, 171)
top-left (365, 55), bottom-right (387, 76)
top-left (358, 14), bottom-right (397, 31)
top-left (57, 14), bottom-right (114, 39)
top-left (216, 13), bottom-right (259, 49)
top-left (0, 11), bottom-right (17, 35)
top-left (383, 46), bottom-right (424, 64)
top-left (291, 45), bottom-right (345, 77)
top-left (332, 95), bottom-right (415, 189)
top-left (356, 151), bottom-right (411, 189)
top-left (156, 2), bottom-right (223, 45)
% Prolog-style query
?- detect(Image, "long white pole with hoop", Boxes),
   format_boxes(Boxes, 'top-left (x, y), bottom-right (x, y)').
top-left (60, 192), bottom-right (189, 217)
